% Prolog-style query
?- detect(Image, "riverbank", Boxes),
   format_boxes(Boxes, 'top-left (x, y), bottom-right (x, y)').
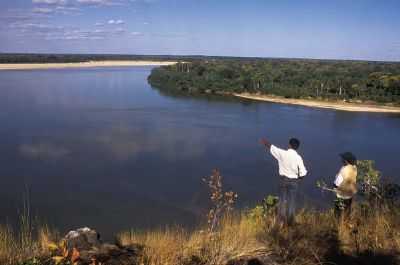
top-left (234, 93), bottom-right (400, 113)
top-left (2, 205), bottom-right (399, 265)
top-left (0, 60), bottom-right (177, 70)
top-left (1, 165), bottom-right (399, 265)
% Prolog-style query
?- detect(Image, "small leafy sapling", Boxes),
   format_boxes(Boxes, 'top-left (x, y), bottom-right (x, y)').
top-left (203, 169), bottom-right (238, 233)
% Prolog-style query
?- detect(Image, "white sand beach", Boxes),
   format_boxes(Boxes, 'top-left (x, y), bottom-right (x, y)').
top-left (0, 61), bottom-right (177, 70)
top-left (234, 93), bottom-right (400, 113)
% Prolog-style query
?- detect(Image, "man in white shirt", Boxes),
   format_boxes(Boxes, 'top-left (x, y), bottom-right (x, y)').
top-left (261, 137), bottom-right (307, 225)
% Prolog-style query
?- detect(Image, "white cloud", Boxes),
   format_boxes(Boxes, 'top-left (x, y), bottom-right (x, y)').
top-left (11, 22), bottom-right (128, 41)
top-left (107, 19), bottom-right (124, 25)
top-left (107, 19), bottom-right (125, 25)
top-left (55, 6), bottom-right (81, 14)
top-left (19, 143), bottom-right (70, 160)
top-left (55, 6), bottom-right (79, 10)
top-left (131, 31), bottom-right (143, 36)
top-left (76, 0), bottom-right (105, 3)
top-left (45, 27), bottom-right (127, 40)
top-left (0, 12), bottom-right (34, 23)
top-left (130, 0), bottom-right (157, 3)
top-left (1, 8), bottom-right (54, 24)
top-left (32, 7), bottom-right (54, 14)
top-left (30, 6), bottom-right (80, 15)
top-left (32, 0), bottom-right (67, 4)
top-left (27, 0), bottom-right (79, 16)
top-left (32, 0), bottom-right (137, 8)
top-left (93, 125), bottom-right (207, 161)
top-left (75, 0), bottom-right (126, 6)
top-left (10, 22), bottom-right (65, 31)
top-left (95, 22), bottom-right (105, 26)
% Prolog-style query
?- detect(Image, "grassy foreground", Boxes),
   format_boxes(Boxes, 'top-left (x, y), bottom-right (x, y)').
top-left (1, 205), bottom-right (399, 265)
top-left (117, 206), bottom-right (400, 265)
top-left (1, 163), bottom-right (399, 265)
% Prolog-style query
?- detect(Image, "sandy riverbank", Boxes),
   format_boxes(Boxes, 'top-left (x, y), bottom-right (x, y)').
top-left (0, 60), bottom-right (177, 70)
top-left (234, 93), bottom-right (400, 113)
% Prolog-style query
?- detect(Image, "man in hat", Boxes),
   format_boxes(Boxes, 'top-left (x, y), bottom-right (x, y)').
top-left (260, 137), bottom-right (307, 225)
top-left (333, 152), bottom-right (358, 220)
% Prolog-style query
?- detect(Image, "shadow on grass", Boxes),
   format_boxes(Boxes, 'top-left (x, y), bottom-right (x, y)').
top-left (322, 230), bottom-right (399, 265)
top-left (267, 223), bottom-right (399, 265)
top-left (324, 249), bottom-right (399, 265)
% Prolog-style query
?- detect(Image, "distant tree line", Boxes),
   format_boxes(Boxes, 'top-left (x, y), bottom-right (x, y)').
top-left (148, 59), bottom-right (400, 104)
top-left (0, 53), bottom-right (211, 64)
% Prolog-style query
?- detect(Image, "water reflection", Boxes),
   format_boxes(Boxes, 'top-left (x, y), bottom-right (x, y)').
top-left (0, 67), bottom-right (399, 238)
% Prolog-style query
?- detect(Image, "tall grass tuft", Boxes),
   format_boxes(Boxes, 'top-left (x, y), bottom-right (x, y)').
top-left (118, 213), bottom-right (269, 265)
top-left (118, 227), bottom-right (190, 265)
top-left (192, 213), bottom-right (269, 265)
top-left (0, 193), bottom-right (55, 265)
top-left (0, 219), bottom-right (54, 265)
top-left (0, 224), bottom-right (17, 265)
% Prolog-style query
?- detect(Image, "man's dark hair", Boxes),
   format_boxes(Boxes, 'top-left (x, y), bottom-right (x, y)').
top-left (289, 138), bottom-right (300, 150)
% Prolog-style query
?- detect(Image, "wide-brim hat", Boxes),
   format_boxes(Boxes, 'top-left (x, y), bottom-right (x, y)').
top-left (340, 152), bottom-right (357, 165)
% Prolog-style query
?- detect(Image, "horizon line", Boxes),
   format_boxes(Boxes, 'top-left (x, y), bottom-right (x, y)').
top-left (0, 52), bottom-right (399, 64)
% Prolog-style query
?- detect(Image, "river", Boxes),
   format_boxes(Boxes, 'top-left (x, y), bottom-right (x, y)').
top-left (0, 66), bottom-right (399, 237)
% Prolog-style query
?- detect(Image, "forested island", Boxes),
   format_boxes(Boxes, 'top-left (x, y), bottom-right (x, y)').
top-left (148, 59), bottom-right (400, 105)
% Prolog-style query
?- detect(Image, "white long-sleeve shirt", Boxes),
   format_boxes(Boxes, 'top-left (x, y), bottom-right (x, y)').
top-left (270, 145), bottom-right (307, 179)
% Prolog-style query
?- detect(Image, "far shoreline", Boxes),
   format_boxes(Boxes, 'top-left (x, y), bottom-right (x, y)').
top-left (234, 93), bottom-right (400, 113)
top-left (0, 60), bottom-right (177, 70)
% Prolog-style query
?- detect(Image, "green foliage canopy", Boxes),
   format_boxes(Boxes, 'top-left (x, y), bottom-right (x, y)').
top-left (148, 59), bottom-right (400, 104)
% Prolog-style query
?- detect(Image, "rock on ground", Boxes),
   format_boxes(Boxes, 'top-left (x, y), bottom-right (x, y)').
top-left (63, 227), bottom-right (143, 265)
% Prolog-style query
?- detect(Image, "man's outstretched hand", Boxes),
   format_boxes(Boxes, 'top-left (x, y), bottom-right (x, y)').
top-left (260, 138), bottom-right (271, 148)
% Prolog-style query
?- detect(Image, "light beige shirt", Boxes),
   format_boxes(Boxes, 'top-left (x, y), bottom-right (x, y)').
top-left (334, 165), bottom-right (357, 199)
top-left (270, 145), bottom-right (307, 179)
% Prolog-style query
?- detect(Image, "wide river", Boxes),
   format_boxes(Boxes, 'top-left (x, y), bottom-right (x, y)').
top-left (0, 66), bottom-right (399, 237)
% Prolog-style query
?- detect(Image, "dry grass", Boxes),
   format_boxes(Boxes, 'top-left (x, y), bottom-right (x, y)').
top-left (118, 213), bottom-right (269, 265)
top-left (188, 213), bottom-right (269, 265)
top-left (118, 205), bottom-right (400, 265)
top-left (259, 209), bottom-right (338, 264)
top-left (0, 224), bottom-right (18, 265)
top-left (118, 227), bottom-right (190, 265)
top-left (339, 206), bottom-right (400, 255)
top-left (259, 205), bottom-right (400, 265)
top-left (0, 221), bottom-right (56, 265)
top-left (1, 204), bottom-right (399, 264)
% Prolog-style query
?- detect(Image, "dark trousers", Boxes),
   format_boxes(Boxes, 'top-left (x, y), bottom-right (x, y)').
top-left (334, 197), bottom-right (353, 221)
top-left (278, 177), bottom-right (300, 225)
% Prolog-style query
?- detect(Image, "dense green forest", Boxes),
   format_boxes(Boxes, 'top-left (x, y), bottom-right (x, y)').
top-left (148, 59), bottom-right (400, 104)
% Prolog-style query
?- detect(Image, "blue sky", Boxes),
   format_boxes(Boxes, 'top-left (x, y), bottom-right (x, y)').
top-left (0, 0), bottom-right (399, 61)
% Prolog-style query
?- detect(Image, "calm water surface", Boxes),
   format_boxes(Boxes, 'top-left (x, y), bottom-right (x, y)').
top-left (0, 67), bottom-right (399, 237)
